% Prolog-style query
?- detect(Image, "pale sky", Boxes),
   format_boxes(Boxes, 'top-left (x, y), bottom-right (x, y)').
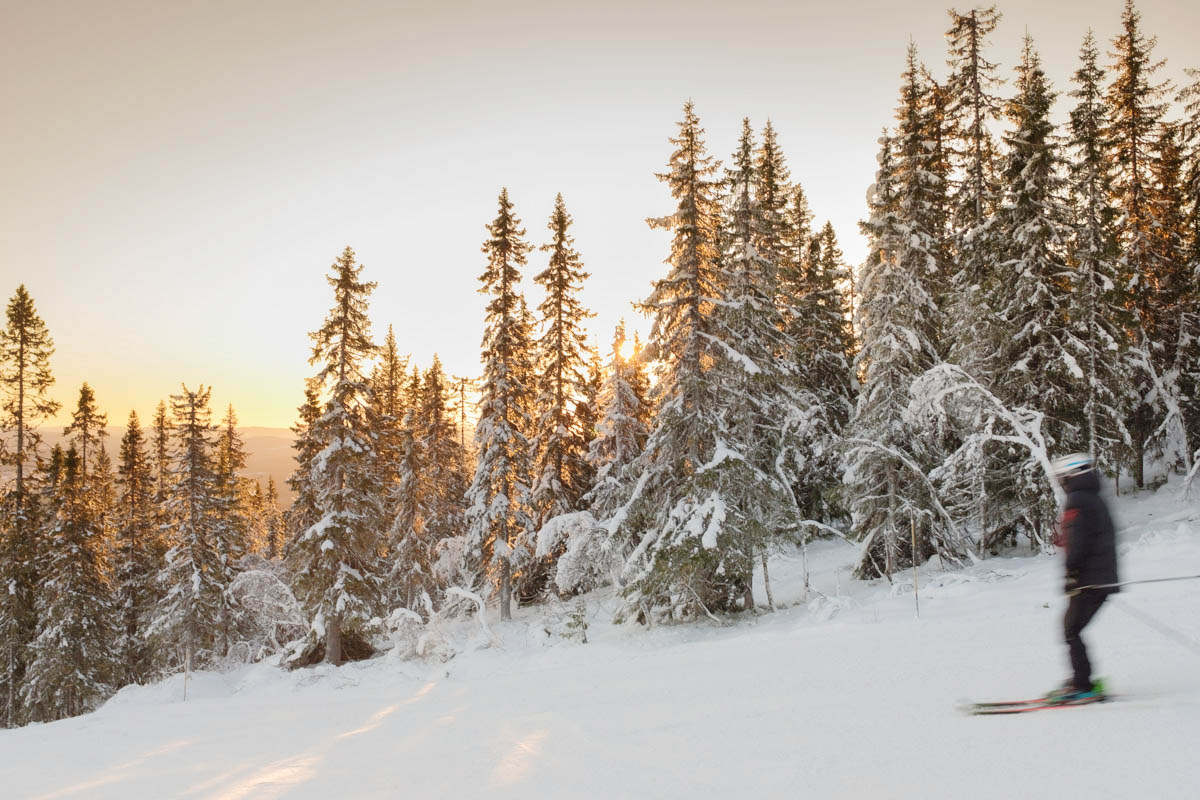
top-left (2, 0), bottom-right (1197, 428)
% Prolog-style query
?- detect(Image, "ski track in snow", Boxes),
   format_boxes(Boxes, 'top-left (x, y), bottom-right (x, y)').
top-left (3, 485), bottom-right (1199, 799)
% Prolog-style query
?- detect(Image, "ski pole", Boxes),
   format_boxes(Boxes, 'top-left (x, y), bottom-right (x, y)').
top-left (1109, 597), bottom-right (1200, 658)
top-left (1078, 573), bottom-right (1200, 591)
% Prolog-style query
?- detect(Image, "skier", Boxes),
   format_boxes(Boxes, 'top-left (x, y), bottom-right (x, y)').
top-left (1047, 453), bottom-right (1118, 704)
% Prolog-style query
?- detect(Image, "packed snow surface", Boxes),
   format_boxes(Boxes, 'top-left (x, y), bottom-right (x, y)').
top-left (4, 485), bottom-right (1199, 799)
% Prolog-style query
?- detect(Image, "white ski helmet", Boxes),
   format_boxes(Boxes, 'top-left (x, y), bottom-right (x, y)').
top-left (1050, 453), bottom-right (1093, 479)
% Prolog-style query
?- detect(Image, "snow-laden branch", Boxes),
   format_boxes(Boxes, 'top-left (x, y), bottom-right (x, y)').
top-left (844, 436), bottom-right (971, 547)
top-left (909, 363), bottom-right (1065, 509)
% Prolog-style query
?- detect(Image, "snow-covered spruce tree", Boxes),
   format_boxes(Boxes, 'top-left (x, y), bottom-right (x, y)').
top-left (285, 381), bottom-right (322, 551)
top-left (575, 350), bottom-right (603, 496)
top-left (554, 323), bottom-right (651, 595)
top-left (388, 356), bottom-right (470, 613)
top-left (979, 35), bottom-right (1080, 547)
top-left (416, 357), bottom-right (469, 546)
top-left (21, 447), bottom-right (117, 723)
top-left (526, 194), bottom-right (593, 597)
top-left (149, 385), bottom-right (228, 673)
top-left (1106, 0), bottom-right (1172, 485)
top-left (214, 404), bottom-right (251, 556)
top-left (263, 477), bottom-right (286, 560)
top-left (370, 324), bottom-right (408, 508)
top-left (1177, 69), bottom-right (1200, 455)
top-left (779, 181), bottom-right (816, 321)
top-left (465, 189), bottom-right (538, 621)
top-left (845, 131), bottom-right (952, 579)
top-left (92, 439), bottom-right (117, 534)
top-left (387, 404), bottom-right (430, 613)
top-left (945, 6), bottom-right (1006, 380)
top-left (753, 120), bottom-right (791, 268)
top-left (1066, 30), bottom-right (1132, 477)
top-left (63, 382), bottom-right (107, 475)
top-left (289, 246), bottom-right (384, 665)
top-left (805, 222), bottom-right (857, 432)
top-left (707, 117), bottom-right (815, 612)
top-left (211, 404), bottom-right (252, 652)
top-left (114, 411), bottom-right (158, 685)
top-left (585, 323), bottom-right (649, 519)
top-left (605, 101), bottom-right (765, 619)
top-left (0, 285), bottom-right (59, 728)
top-left (1142, 123), bottom-right (1194, 470)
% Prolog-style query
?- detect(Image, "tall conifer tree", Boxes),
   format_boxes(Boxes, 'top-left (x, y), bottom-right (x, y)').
top-left (531, 194), bottom-right (593, 530)
top-left (149, 385), bottom-right (227, 673)
top-left (465, 190), bottom-right (537, 620)
top-left (115, 411), bottom-right (157, 685)
top-left (289, 247), bottom-right (383, 664)
top-left (63, 383), bottom-right (107, 474)
top-left (0, 285), bottom-right (59, 728)
top-left (21, 447), bottom-right (117, 722)
top-left (1106, 0), bottom-right (1172, 484)
top-left (845, 126), bottom-right (947, 578)
top-left (1068, 30), bottom-right (1132, 475)
top-left (945, 7), bottom-right (1005, 378)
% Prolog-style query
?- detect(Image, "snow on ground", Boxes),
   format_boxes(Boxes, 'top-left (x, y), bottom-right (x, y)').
top-left (4, 483), bottom-right (1200, 800)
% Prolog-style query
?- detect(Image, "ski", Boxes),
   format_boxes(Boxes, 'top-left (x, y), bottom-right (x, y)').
top-left (962, 695), bottom-right (1109, 715)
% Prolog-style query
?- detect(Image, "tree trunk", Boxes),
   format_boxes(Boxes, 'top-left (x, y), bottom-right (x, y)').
top-left (500, 561), bottom-right (511, 621)
top-left (325, 616), bottom-right (343, 665)
top-left (761, 551), bottom-right (775, 611)
top-left (1134, 435), bottom-right (1145, 489)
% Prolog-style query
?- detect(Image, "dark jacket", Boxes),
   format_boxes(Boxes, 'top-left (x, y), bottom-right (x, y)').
top-left (1059, 470), bottom-right (1119, 592)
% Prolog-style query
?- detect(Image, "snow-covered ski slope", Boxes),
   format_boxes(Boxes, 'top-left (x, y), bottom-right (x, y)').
top-left (4, 484), bottom-right (1199, 800)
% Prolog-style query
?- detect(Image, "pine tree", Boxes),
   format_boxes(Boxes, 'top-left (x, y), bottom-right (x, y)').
top-left (387, 355), bottom-right (472, 613)
top-left (263, 477), bottom-right (286, 559)
top-left (370, 325), bottom-right (408, 500)
top-left (982, 35), bottom-right (1080, 545)
top-left (845, 131), bottom-right (947, 578)
top-left (214, 404), bottom-right (250, 567)
top-left (0, 285), bottom-right (59, 728)
top-left (1177, 68), bottom-right (1200, 453)
top-left (114, 411), bottom-right (158, 685)
top-left (527, 194), bottom-right (593, 598)
top-left (285, 381), bottom-right (322, 551)
top-left (1067, 30), bottom-right (1132, 476)
top-left (387, 404), bottom-right (429, 612)
top-left (1145, 122), bottom-right (1193, 468)
top-left (610, 101), bottom-right (762, 619)
top-left (149, 385), bottom-right (227, 674)
top-left (945, 7), bottom-right (1005, 378)
top-left (21, 447), bottom-right (117, 722)
top-left (704, 116), bottom-right (814, 612)
top-left (289, 247), bottom-right (383, 664)
top-left (416, 357), bottom-right (469, 545)
top-left (63, 382), bottom-right (107, 474)
top-left (805, 222), bottom-right (857, 429)
top-left (1106, 0), bottom-right (1172, 485)
top-left (585, 323), bottom-right (650, 521)
top-left (754, 120), bottom-right (792, 268)
top-left (574, 350), bottom-right (603, 497)
top-left (212, 404), bottom-right (250, 652)
top-left (465, 189), bottom-right (538, 621)
top-left (531, 194), bottom-right (593, 527)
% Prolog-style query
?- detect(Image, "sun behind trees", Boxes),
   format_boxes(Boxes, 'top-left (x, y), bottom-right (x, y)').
top-left (1, 0), bottom-right (1198, 730)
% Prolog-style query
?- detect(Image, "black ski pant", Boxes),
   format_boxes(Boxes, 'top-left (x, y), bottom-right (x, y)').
top-left (1064, 588), bottom-right (1110, 691)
